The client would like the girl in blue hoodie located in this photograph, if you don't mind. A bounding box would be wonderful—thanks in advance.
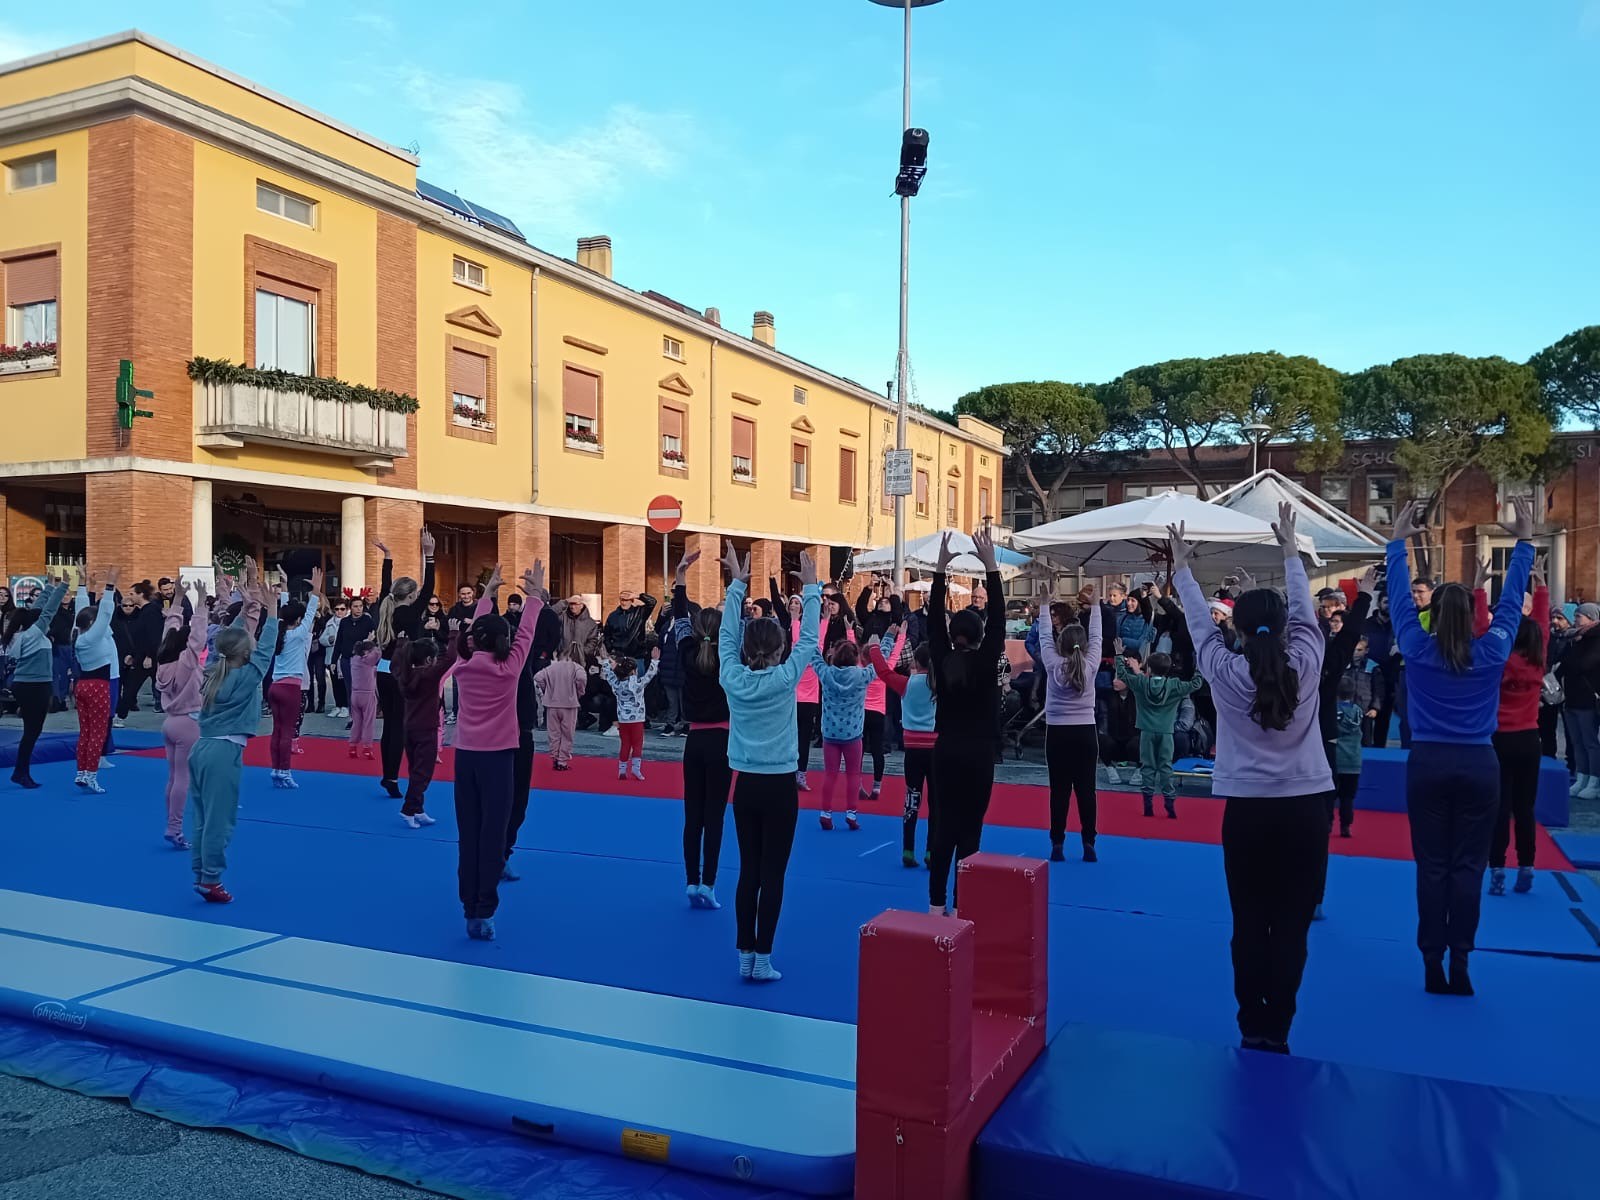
[718,542,821,984]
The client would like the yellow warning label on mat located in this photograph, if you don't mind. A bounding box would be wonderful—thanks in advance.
[621,1129,671,1162]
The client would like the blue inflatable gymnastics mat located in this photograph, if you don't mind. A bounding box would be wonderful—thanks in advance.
[0,889,855,1195]
[976,1023,1600,1200]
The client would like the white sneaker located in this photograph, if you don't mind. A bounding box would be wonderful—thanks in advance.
[414,812,437,827]
[630,760,645,781]
[98,757,116,769]
[400,813,421,829]
[618,763,627,779]
[1570,774,1589,796]
[112,718,127,729]
[1583,776,1600,801]
[603,726,620,737]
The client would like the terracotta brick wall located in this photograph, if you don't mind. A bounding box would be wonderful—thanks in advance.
[375,213,418,489]
[364,498,423,589]
[683,532,722,605]
[4,491,47,577]
[86,471,194,585]
[747,539,783,594]
[602,523,646,601]
[87,118,195,462]
[498,514,550,583]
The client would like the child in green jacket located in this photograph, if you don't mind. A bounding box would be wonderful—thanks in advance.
[1115,644,1204,818]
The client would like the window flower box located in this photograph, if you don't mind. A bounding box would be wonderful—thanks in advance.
[732,463,753,481]
[452,401,494,432]
[660,449,686,470]
[0,342,58,375]
[565,426,602,453]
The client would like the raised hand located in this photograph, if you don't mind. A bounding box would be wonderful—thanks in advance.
[309,565,324,597]
[524,560,546,595]
[675,549,700,586]
[1473,558,1491,591]
[375,539,391,560]
[1113,637,1126,656]
[483,563,504,595]
[798,551,818,588]
[1391,500,1425,543]
[1166,523,1193,573]
[723,540,749,585]
[972,526,999,572]
[1234,566,1259,592]
[1501,495,1535,541]
[935,532,956,573]
[263,580,280,618]
[650,646,661,661]
[1532,568,1546,592]
[1272,501,1299,555]
[1359,565,1378,595]
[420,527,436,559]
[243,557,258,586]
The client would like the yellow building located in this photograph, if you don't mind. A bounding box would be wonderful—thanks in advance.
[0,31,1005,605]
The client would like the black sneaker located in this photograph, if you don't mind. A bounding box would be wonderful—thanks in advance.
[1424,958,1449,995]
[1448,955,1474,997]
[1083,842,1098,864]
[1049,842,1066,863]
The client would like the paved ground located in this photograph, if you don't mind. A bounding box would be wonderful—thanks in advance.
[0,1074,435,1200]
[3,697,1595,1197]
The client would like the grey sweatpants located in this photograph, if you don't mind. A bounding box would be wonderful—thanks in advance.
[187,737,243,884]
[1140,732,1176,799]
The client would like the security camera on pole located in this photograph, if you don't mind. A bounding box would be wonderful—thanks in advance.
[868,0,946,587]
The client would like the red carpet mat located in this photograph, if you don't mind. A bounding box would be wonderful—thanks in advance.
[130,736,1574,870]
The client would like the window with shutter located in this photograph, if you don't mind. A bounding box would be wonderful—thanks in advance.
[839,447,857,503]
[450,347,489,426]
[791,440,810,497]
[3,252,58,352]
[732,416,756,482]
[915,470,930,517]
[660,402,687,471]
[563,365,602,450]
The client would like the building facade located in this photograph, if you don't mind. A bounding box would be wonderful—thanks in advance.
[0,32,1005,603]
[1002,435,1600,603]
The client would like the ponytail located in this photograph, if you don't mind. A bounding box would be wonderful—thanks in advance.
[1233,589,1296,731]
[692,607,721,677]
[375,595,398,647]
[203,626,254,710]
[1053,624,1089,694]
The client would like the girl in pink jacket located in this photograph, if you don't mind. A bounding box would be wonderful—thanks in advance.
[535,644,588,770]
[155,580,209,850]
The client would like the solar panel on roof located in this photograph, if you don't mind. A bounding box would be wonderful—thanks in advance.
[416,180,527,242]
[462,200,525,241]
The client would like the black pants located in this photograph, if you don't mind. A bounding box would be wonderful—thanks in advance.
[683,728,732,886]
[885,690,903,751]
[378,672,406,783]
[1491,729,1540,870]
[1395,669,1413,750]
[1537,704,1559,760]
[402,728,438,815]
[1222,792,1328,1046]
[1045,724,1098,845]
[1099,731,1140,764]
[1328,773,1358,831]
[455,748,513,920]
[577,688,616,732]
[928,737,996,909]
[11,681,52,776]
[334,656,351,710]
[507,729,535,865]
[117,664,151,718]
[305,651,327,712]
[902,745,934,856]
[796,702,820,772]
[1407,741,1499,961]
[863,710,886,784]
[733,771,799,954]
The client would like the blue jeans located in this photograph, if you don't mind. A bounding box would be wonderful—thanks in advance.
[1564,705,1598,778]
[52,644,75,702]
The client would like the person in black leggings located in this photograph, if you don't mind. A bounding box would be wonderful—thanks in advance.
[671,554,734,908]
[373,530,436,799]
[6,579,69,788]
[926,531,1006,915]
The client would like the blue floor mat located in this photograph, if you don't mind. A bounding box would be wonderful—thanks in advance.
[0,727,163,768]
[976,1023,1600,1200]
[1554,832,1600,870]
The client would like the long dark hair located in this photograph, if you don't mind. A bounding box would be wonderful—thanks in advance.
[1429,583,1474,673]
[914,643,936,699]
[459,614,511,662]
[1233,588,1297,732]
[1512,616,1544,669]
[692,607,721,676]
[156,625,188,665]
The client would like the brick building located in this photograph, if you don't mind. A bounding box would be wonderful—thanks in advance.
[1001,433,1600,602]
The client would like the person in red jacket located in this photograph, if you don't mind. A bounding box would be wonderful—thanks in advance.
[1474,568,1549,895]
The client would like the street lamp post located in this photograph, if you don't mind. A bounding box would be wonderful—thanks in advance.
[869,0,944,586]
[1243,422,1271,475]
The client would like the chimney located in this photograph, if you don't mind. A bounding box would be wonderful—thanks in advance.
[576,235,613,279]
[703,307,721,327]
[752,310,775,348]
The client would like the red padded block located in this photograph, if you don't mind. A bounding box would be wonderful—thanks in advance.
[857,1108,972,1200]
[856,910,974,1125]
[957,853,1048,1022]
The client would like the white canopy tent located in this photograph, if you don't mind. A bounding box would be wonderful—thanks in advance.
[851,529,1031,581]
[1210,469,1385,563]
[1011,490,1321,583]
[902,578,969,596]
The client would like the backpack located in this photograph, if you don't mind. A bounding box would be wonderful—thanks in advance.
[1541,671,1564,707]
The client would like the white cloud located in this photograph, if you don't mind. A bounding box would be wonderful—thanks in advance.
[0,24,59,66]
[398,67,695,241]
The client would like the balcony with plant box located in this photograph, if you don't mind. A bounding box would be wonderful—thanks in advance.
[0,341,58,376]
[452,397,495,433]
[564,417,602,454]
[190,357,415,470]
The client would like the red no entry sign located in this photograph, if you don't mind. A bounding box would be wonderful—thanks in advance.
[647,495,683,534]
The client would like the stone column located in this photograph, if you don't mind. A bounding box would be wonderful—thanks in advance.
[1552,527,1569,605]
[602,523,647,603]
[341,496,367,596]
[190,479,213,568]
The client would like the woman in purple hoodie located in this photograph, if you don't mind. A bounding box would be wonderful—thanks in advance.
[1172,503,1332,1056]
[1036,591,1103,863]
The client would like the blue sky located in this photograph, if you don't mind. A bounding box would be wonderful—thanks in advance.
[5,2,1598,407]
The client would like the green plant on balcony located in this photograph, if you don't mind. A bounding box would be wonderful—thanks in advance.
[187,357,420,414]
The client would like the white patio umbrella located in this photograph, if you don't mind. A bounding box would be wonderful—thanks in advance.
[1011,490,1320,582]
[851,529,1030,580]
[902,578,969,596]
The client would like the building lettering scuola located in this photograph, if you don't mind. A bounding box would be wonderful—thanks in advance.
[1001,435,1600,603]
[0,32,1005,601]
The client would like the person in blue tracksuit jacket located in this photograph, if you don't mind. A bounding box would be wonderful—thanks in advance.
[1387,497,1534,999]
